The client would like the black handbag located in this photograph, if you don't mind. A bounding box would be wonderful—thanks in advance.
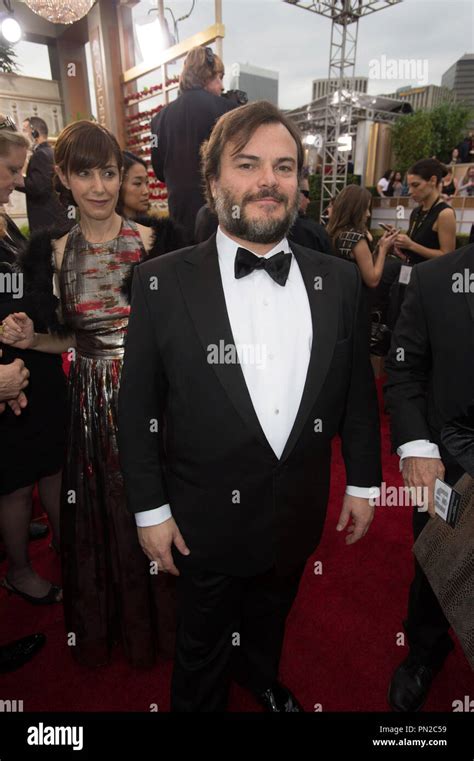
[370,309,391,357]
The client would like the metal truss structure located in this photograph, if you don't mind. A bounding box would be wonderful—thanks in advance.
[283,0,403,213]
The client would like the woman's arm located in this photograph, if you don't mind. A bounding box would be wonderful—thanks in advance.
[395,208,457,259]
[352,231,398,288]
[1,312,75,354]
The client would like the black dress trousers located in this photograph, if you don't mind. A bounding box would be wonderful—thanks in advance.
[170,563,306,712]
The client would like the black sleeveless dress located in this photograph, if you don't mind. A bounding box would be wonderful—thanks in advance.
[404,200,452,266]
[0,216,67,495]
[388,200,453,328]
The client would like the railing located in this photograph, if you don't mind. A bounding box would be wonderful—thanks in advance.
[371,196,474,235]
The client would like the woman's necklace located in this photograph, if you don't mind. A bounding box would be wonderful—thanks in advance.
[409,195,441,238]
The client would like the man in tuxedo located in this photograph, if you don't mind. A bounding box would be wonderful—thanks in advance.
[287,176,333,254]
[118,101,381,712]
[384,244,474,711]
[18,117,71,233]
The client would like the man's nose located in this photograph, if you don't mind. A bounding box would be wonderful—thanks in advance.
[256,164,277,188]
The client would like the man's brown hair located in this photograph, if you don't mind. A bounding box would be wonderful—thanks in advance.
[200,100,304,212]
[179,46,224,92]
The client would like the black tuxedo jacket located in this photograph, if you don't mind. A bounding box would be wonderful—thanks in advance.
[118,236,382,576]
[17,143,71,234]
[384,245,474,473]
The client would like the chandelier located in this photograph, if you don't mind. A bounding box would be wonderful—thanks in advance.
[24,1,95,25]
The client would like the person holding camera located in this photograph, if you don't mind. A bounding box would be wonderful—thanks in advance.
[151,46,237,244]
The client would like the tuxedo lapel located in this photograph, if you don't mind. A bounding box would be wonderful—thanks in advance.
[176,235,276,458]
[280,245,339,462]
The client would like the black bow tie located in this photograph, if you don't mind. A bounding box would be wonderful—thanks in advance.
[234,247,292,286]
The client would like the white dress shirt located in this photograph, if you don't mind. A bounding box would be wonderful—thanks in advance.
[135,226,379,527]
[397,440,441,470]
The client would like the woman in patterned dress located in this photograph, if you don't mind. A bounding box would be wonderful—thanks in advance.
[1,121,176,668]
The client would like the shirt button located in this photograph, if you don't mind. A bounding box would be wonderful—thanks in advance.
[263,299,269,306]
[268,353,274,360]
[274,408,279,415]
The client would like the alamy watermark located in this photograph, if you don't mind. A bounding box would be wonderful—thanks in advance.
[369,482,429,509]
[368,55,428,86]
[207,340,267,369]
[0,271,23,298]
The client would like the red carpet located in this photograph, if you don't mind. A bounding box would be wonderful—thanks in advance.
[1,377,472,712]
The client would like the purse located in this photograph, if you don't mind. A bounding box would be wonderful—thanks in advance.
[370,309,391,357]
[414,472,474,670]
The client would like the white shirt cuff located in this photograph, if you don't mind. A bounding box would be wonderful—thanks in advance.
[397,440,441,470]
[345,485,380,500]
[135,504,172,527]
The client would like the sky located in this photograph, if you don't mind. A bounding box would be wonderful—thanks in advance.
[13,0,474,110]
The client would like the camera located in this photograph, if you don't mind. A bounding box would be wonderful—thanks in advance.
[222,89,248,106]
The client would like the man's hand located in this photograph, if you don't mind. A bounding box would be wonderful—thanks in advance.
[137,517,190,576]
[0,358,29,400]
[402,456,445,518]
[336,494,375,544]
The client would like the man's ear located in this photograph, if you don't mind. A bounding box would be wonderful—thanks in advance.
[210,177,217,200]
[55,165,69,189]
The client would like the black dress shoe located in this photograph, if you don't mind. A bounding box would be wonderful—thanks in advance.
[388,654,437,712]
[29,521,49,541]
[257,683,303,712]
[0,633,46,673]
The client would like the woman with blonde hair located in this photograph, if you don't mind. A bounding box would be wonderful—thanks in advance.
[151,45,237,244]
[2,120,176,667]
[0,115,66,604]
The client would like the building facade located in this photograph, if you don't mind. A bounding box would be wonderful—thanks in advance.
[380,84,456,111]
[311,76,367,101]
[228,63,279,106]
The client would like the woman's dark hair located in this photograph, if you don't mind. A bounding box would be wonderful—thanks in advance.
[200,100,304,212]
[387,170,403,195]
[408,158,446,183]
[54,120,123,207]
[116,151,148,215]
[382,169,393,181]
[326,185,372,244]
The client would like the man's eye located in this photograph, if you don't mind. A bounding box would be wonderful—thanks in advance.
[278,166,292,173]
[78,171,89,177]
[104,171,116,178]
[239,164,254,170]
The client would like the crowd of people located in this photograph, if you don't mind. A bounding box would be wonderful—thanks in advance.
[0,44,472,713]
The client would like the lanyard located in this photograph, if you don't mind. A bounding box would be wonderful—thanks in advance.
[408,196,441,239]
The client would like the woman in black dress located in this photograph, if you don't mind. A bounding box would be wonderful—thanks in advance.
[116,151,184,257]
[388,159,457,328]
[0,117,66,604]
[395,159,457,265]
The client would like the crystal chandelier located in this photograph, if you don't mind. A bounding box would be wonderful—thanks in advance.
[24,1,95,25]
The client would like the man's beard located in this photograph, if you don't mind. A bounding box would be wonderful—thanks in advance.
[214,185,299,244]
